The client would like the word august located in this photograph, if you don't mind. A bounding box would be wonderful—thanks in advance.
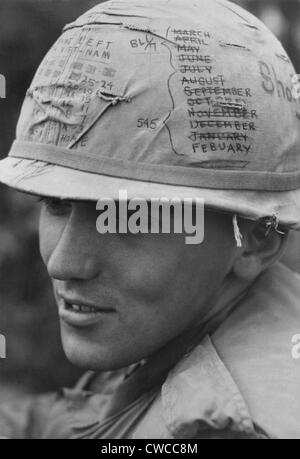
[0,74,5,99]
[0,334,6,359]
[96,191,205,245]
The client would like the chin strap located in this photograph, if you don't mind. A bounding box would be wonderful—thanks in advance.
[233,214,243,248]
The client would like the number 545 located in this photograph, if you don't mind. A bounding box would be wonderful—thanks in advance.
[137,118,159,130]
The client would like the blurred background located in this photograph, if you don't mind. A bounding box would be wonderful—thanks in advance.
[0,0,299,397]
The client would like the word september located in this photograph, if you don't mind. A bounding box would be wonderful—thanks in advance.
[96,191,205,245]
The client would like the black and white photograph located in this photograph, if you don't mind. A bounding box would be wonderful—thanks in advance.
[0,0,300,441]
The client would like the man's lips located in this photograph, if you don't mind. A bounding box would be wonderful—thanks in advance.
[57,294,116,327]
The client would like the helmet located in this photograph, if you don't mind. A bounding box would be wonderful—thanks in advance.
[1,0,300,229]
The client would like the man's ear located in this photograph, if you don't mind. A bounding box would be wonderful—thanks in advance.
[232,221,289,281]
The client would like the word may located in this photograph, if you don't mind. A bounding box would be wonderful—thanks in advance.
[96,191,205,245]
[292,334,300,360]
[0,334,6,359]
[0,74,6,98]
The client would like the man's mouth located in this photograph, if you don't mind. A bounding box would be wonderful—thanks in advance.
[58,296,116,327]
[66,303,100,314]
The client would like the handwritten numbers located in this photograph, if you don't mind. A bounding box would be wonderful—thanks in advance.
[137,118,159,130]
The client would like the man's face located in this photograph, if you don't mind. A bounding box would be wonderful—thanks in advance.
[39,199,235,371]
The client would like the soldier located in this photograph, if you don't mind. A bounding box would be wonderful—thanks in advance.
[0,0,300,439]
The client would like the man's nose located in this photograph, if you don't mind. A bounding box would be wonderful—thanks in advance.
[46,207,103,281]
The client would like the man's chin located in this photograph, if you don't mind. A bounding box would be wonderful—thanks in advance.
[60,327,137,372]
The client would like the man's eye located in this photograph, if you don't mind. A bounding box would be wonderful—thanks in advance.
[38,197,72,215]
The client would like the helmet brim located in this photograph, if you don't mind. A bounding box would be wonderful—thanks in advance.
[1,157,300,230]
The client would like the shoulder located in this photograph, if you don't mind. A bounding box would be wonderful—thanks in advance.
[0,373,95,439]
[152,264,300,439]
[212,263,300,439]
[0,392,57,439]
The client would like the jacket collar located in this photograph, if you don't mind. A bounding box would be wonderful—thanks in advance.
[161,335,255,438]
